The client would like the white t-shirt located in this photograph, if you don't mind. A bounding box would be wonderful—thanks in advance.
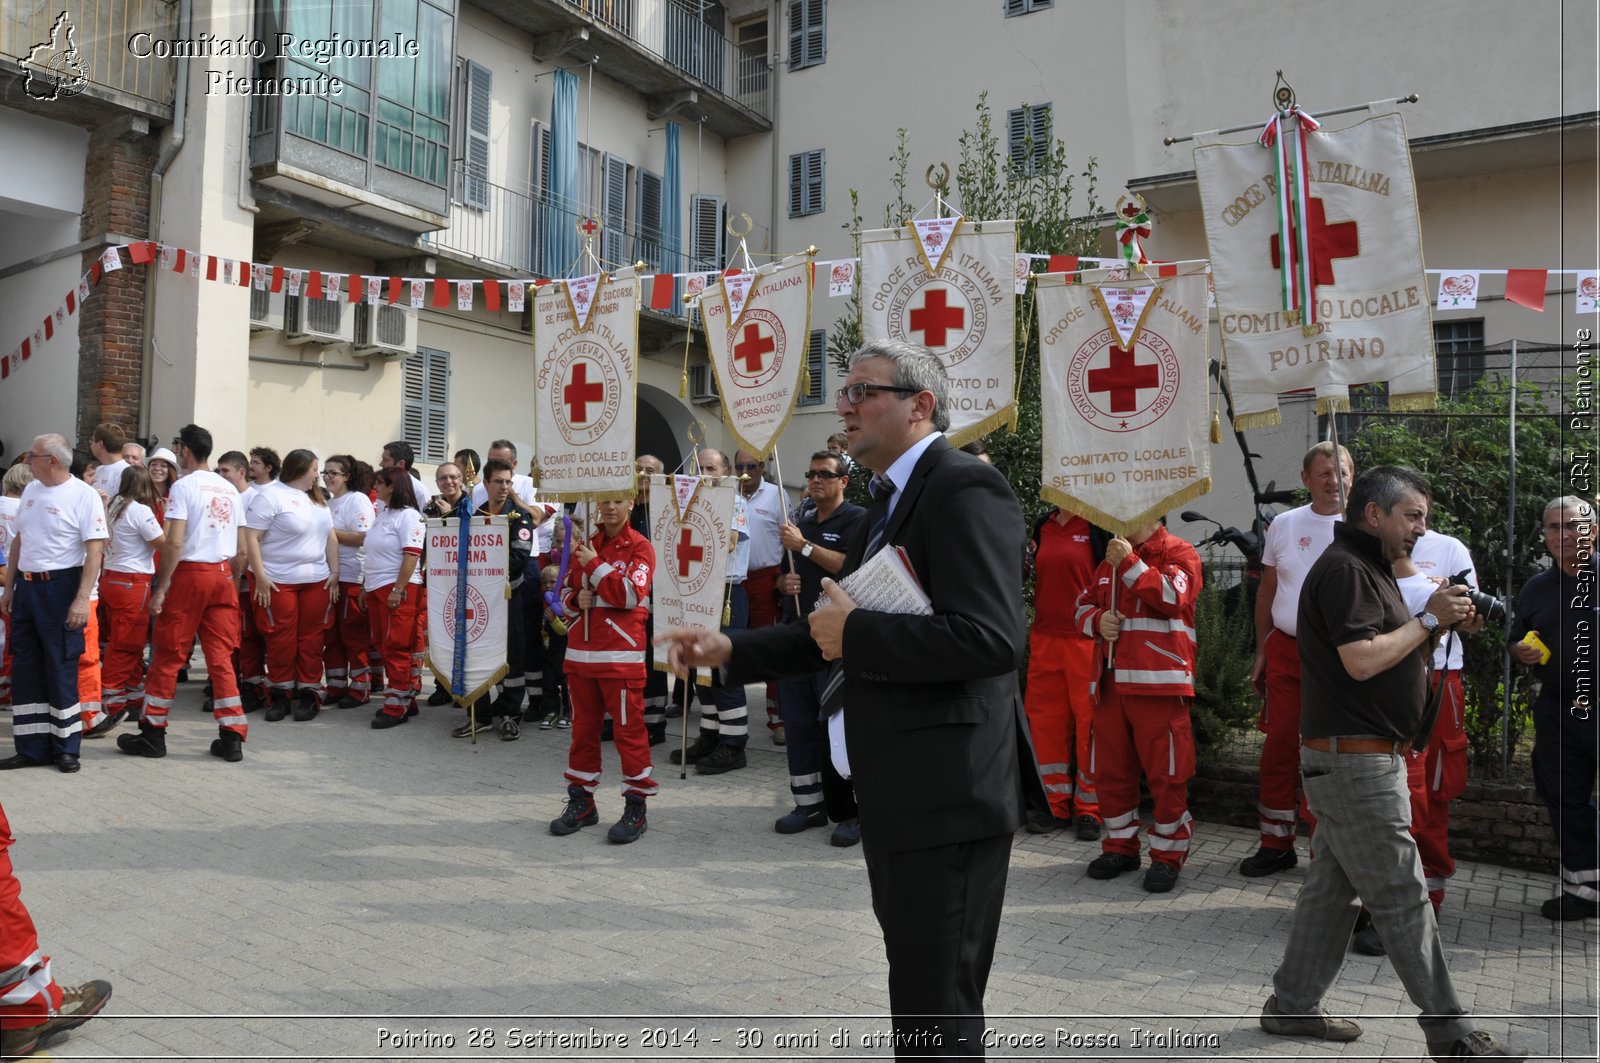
[0,497,19,564]
[1405,530,1477,670]
[1262,503,1342,637]
[407,469,435,504]
[93,459,129,498]
[364,505,425,590]
[329,490,375,585]
[165,469,241,563]
[13,477,109,571]
[471,477,553,553]
[106,500,163,575]
[245,481,332,584]
[742,479,788,570]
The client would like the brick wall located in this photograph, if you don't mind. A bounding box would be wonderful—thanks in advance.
[77,127,155,444]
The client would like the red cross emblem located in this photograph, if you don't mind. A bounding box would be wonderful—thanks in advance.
[909,288,964,348]
[1087,344,1161,414]
[732,323,776,374]
[1269,196,1360,291]
[676,527,705,579]
[580,217,600,237]
[563,362,605,425]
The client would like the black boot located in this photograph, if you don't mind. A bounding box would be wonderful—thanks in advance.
[291,690,319,722]
[264,690,292,722]
[209,729,244,762]
[116,722,167,758]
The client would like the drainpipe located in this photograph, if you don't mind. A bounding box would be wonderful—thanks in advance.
[137,0,190,440]
[767,0,779,256]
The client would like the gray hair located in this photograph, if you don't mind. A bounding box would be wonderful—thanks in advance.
[1345,465,1430,521]
[3,464,33,495]
[1544,495,1593,520]
[33,434,72,466]
[849,339,951,433]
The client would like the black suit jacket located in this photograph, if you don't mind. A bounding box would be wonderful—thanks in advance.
[730,436,1044,852]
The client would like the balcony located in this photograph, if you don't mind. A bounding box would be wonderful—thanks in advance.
[0,0,176,121]
[463,0,771,138]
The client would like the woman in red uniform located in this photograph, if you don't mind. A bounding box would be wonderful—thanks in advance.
[548,496,656,843]
[365,470,425,728]
[322,456,375,708]
[90,465,166,737]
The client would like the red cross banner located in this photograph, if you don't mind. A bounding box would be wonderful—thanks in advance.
[1035,269,1213,535]
[860,218,1017,444]
[1195,110,1436,428]
[698,251,814,460]
[532,268,641,500]
[424,516,511,707]
[648,474,734,678]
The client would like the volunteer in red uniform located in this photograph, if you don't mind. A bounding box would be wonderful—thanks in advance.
[1240,442,1354,877]
[118,423,247,763]
[549,495,657,844]
[88,465,165,738]
[1023,508,1104,840]
[242,449,339,723]
[366,469,426,728]
[322,456,375,708]
[1075,518,1203,893]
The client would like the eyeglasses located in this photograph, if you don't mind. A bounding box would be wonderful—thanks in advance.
[837,383,918,406]
[23,451,54,462]
[733,463,761,472]
[322,471,344,478]
[804,469,843,480]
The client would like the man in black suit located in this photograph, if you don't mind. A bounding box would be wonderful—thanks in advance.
[660,340,1041,1058]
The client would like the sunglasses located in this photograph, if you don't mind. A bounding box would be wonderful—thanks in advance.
[733,463,761,472]
[804,470,843,480]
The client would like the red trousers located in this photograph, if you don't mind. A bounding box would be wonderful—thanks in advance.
[323,583,371,702]
[145,562,245,737]
[367,584,423,718]
[565,672,658,799]
[1409,670,1468,907]
[0,803,63,1031]
[252,581,331,699]
[744,565,782,727]
[1092,680,1196,869]
[1023,629,1099,820]
[1256,629,1314,849]
[100,572,153,717]
[236,579,267,700]
[73,607,103,731]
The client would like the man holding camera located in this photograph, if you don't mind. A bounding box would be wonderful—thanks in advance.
[1261,467,1522,1062]
[1510,495,1598,922]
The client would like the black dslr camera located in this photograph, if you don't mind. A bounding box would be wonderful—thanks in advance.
[1449,570,1506,624]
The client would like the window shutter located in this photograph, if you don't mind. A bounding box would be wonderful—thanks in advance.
[464,61,492,210]
[402,352,427,455]
[805,0,825,66]
[690,193,725,271]
[1030,104,1051,163]
[787,0,803,69]
[1007,106,1027,170]
[799,327,825,405]
[424,347,450,463]
[806,149,824,214]
[530,121,552,275]
[788,152,803,217]
[638,169,663,271]
[601,153,629,266]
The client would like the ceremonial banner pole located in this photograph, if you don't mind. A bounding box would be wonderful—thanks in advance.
[424,514,510,746]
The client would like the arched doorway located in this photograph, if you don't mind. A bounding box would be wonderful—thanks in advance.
[637,383,706,474]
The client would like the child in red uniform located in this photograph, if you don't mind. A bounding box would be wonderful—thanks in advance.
[549,497,657,843]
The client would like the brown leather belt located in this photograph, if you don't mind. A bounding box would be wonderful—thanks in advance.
[1303,736,1411,755]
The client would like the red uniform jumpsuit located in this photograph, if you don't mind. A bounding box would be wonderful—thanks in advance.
[1074,526,1202,870]
[0,803,64,1032]
[1024,513,1100,823]
[561,524,658,800]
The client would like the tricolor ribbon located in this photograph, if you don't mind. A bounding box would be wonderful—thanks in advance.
[1258,106,1322,326]
[1115,209,1151,265]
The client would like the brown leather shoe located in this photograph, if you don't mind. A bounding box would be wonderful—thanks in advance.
[0,979,112,1058]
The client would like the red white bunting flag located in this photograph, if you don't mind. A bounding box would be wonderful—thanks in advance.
[286,269,303,297]
[409,280,425,309]
[532,268,640,499]
[860,217,1018,444]
[1436,271,1479,310]
[324,273,342,301]
[455,280,473,311]
[701,251,814,460]
[508,281,525,313]
[1035,269,1213,535]
[827,260,855,298]
[365,276,382,304]
[649,473,734,660]
[1578,271,1599,315]
[100,247,122,273]
[1195,109,1436,428]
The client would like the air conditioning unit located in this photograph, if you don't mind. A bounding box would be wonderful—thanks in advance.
[353,303,417,358]
[284,293,354,346]
[248,287,286,331]
[688,363,720,403]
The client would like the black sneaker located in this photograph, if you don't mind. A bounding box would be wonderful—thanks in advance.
[292,691,319,722]
[669,732,719,766]
[1143,861,1180,893]
[426,685,453,707]
[550,785,599,836]
[775,805,828,834]
[116,725,167,758]
[694,744,747,775]
[336,694,367,709]
[830,817,862,847]
[370,710,409,729]
[1425,1031,1525,1061]
[1541,893,1599,921]
[451,716,494,739]
[498,715,521,742]
[264,691,292,722]
[1086,851,1141,879]
[83,706,129,739]
[537,712,557,731]
[210,730,244,762]
[606,796,648,843]
[1024,809,1072,834]
[1075,814,1102,841]
[1239,845,1298,877]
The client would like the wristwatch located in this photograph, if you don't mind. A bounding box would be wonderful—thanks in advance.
[1416,611,1439,635]
[800,542,814,559]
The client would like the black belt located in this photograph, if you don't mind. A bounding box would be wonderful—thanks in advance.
[20,567,81,583]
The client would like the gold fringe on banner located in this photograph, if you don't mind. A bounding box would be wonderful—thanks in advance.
[1389,391,1439,412]
[1315,394,1352,416]
[1232,409,1282,431]
[653,659,713,687]
[1210,409,1223,444]
[945,402,1018,449]
[1039,477,1213,540]
[424,660,508,711]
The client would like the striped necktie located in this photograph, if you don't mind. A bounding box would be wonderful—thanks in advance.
[820,474,896,717]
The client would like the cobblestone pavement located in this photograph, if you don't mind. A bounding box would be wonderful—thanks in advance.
[4,677,1596,1062]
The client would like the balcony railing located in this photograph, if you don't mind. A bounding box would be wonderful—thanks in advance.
[0,0,175,108]
[566,0,769,120]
